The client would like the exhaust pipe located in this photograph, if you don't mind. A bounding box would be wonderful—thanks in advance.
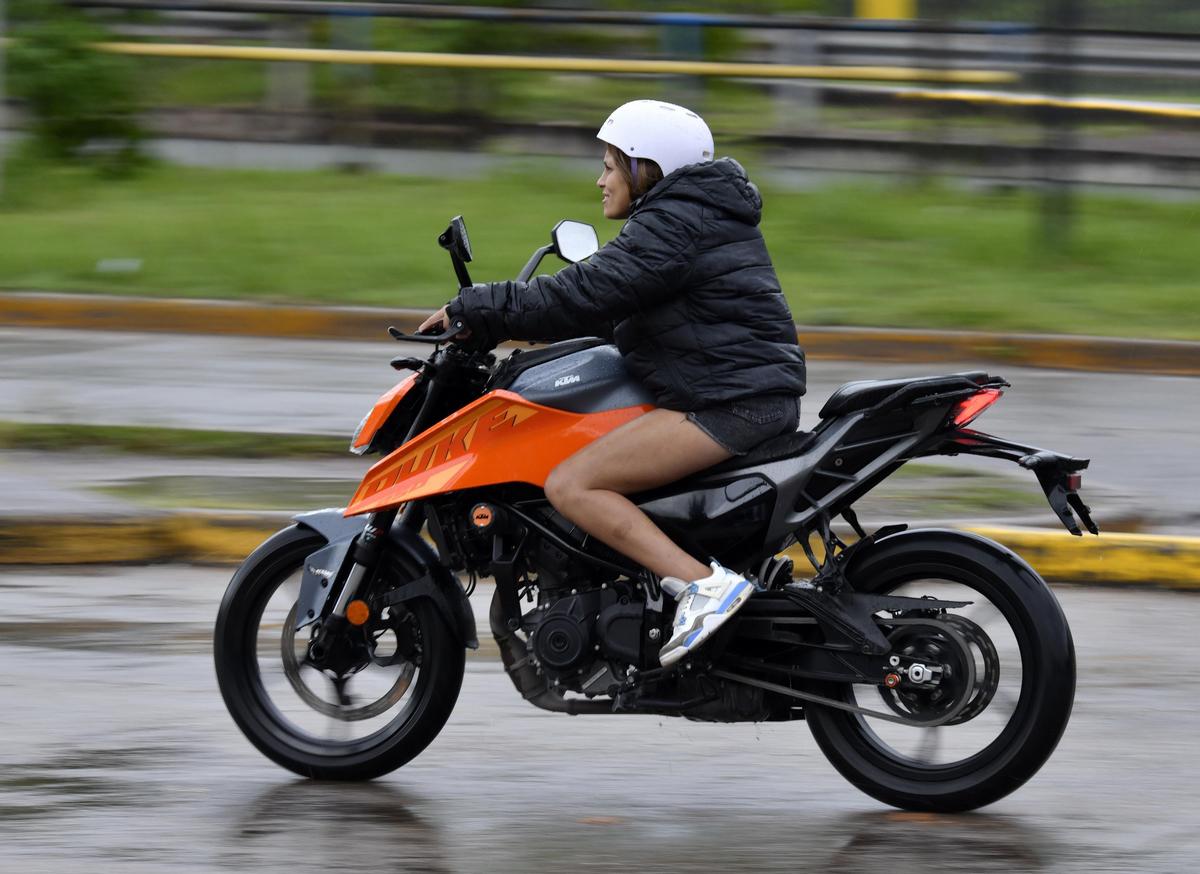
[489,588,614,715]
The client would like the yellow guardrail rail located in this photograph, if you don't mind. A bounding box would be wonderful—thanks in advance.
[898,88,1200,120]
[93,41,1016,85]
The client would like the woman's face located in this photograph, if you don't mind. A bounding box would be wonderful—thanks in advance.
[597,148,632,220]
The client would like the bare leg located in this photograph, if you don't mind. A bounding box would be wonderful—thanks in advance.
[543,409,731,581]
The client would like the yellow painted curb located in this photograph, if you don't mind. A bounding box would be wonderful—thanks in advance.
[0,293,401,342]
[0,519,176,565]
[0,515,281,566]
[777,526,1200,590]
[5,293,1200,376]
[164,515,286,565]
[966,526,1200,590]
[4,515,1199,589]
[799,326,1200,377]
[782,528,1200,590]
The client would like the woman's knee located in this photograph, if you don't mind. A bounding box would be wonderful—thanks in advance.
[544,463,584,512]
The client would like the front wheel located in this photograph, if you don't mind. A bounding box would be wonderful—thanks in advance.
[806,530,1075,812]
[214,526,465,780]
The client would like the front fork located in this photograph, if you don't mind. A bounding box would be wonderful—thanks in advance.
[307,508,401,672]
[329,508,399,616]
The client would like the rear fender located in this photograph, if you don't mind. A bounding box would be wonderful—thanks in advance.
[293,509,478,649]
[934,429,1099,536]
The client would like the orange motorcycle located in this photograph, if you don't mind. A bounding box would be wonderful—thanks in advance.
[215,217,1097,811]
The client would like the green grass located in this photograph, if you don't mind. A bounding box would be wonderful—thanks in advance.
[0,421,346,458]
[2,157,1198,339]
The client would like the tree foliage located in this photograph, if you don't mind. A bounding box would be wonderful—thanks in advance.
[8,2,144,169]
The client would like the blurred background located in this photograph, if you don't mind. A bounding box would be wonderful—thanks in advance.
[3,5,1200,872]
[1,0,1197,337]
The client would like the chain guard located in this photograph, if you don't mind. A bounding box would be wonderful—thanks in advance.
[711,618,977,727]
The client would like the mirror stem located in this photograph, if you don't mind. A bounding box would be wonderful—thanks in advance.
[516,244,556,284]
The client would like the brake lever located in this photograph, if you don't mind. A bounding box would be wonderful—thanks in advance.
[387,318,467,344]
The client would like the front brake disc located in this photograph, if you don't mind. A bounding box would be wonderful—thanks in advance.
[280,604,415,721]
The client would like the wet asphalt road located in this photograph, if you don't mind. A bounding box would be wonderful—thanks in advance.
[2,565,1198,873]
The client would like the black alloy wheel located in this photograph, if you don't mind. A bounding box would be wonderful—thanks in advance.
[805,531,1075,812]
[214,526,465,780]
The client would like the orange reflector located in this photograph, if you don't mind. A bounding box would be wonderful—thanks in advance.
[346,599,370,626]
[950,388,1003,428]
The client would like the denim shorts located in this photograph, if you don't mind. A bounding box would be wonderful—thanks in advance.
[686,393,801,456]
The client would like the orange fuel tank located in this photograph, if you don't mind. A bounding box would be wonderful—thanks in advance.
[345,389,651,516]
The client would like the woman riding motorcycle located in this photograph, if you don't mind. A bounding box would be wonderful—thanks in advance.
[420,99,806,666]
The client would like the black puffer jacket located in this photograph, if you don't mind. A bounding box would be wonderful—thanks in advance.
[447,158,806,411]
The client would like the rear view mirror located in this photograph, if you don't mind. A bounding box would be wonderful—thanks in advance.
[438,216,473,263]
[552,220,599,264]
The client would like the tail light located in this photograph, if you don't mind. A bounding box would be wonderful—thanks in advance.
[949,388,1004,428]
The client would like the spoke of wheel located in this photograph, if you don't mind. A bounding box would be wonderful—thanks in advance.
[960,599,1002,630]
[914,727,942,764]
[988,688,1019,721]
[327,676,353,740]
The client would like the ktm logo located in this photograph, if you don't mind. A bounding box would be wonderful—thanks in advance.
[472,505,494,527]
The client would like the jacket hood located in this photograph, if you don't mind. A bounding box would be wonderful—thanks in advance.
[631,157,763,225]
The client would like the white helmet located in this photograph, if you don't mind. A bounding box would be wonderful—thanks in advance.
[597,100,714,178]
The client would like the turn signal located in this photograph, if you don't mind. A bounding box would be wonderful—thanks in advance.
[949,388,1003,428]
[346,599,371,626]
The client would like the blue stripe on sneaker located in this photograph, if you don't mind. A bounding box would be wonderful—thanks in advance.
[684,627,703,647]
[715,580,752,614]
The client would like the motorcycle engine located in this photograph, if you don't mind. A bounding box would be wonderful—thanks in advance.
[525,583,646,696]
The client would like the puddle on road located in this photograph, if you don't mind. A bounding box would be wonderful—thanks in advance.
[0,620,210,654]
[0,746,168,823]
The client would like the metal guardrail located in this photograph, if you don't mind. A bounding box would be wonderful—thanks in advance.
[897,88,1200,120]
[89,41,1200,122]
[93,41,1017,84]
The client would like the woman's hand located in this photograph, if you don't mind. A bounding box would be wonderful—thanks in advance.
[417,305,472,339]
[418,306,450,334]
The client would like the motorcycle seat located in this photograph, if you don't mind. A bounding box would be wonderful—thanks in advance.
[819,371,991,419]
[706,428,816,475]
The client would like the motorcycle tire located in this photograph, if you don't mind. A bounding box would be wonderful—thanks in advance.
[214,525,465,780]
[805,529,1075,813]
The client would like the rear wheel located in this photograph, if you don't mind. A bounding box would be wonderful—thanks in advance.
[214,526,465,780]
[805,531,1075,812]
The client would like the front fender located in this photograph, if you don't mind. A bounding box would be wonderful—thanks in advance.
[292,509,478,650]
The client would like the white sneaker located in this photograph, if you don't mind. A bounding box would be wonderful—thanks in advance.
[659,562,756,667]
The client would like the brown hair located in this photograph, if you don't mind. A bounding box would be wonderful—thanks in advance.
[606,146,663,199]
